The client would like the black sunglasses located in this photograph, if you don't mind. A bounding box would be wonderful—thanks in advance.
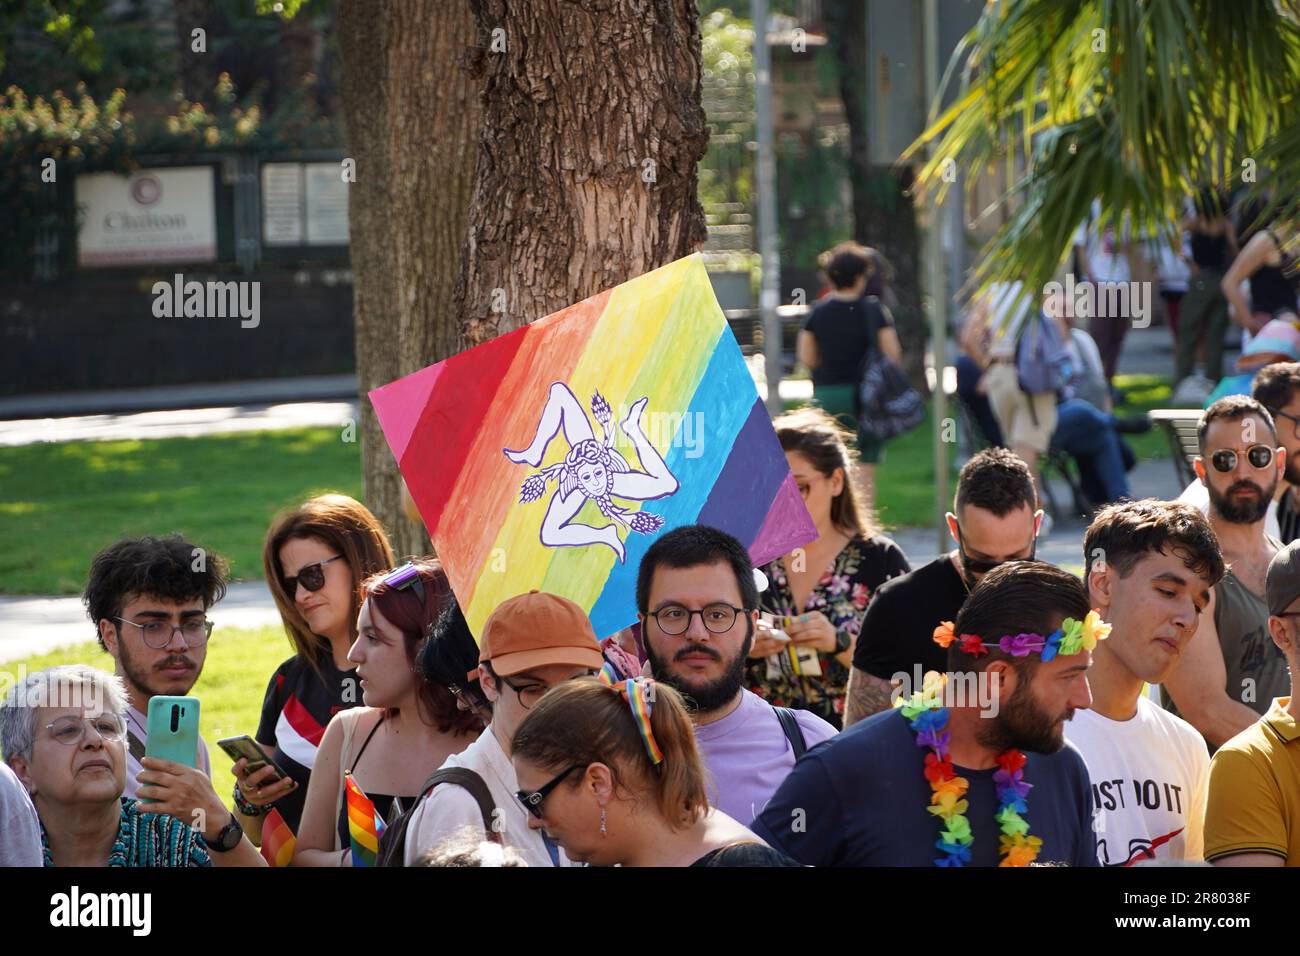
[1208,445,1274,473]
[516,763,584,819]
[954,522,1037,576]
[282,554,344,595]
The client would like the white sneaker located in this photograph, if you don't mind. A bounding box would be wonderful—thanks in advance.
[1171,374,1215,407]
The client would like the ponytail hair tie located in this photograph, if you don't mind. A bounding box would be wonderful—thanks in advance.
[613,677,664,766]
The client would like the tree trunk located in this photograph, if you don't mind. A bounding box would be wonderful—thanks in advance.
[457,0,709,345]
[824,1,925,389]
[338,0,480,560]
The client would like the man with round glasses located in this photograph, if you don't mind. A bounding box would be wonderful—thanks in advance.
[637,525,836,824]
[1164,395,1292,749]
[82,535,229,797]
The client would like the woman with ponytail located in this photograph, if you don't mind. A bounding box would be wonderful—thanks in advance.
[510,677,798,867]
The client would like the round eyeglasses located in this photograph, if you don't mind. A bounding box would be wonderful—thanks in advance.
[114,617,213,649]
[1208,445,1274,473]
[45,714,127,747]
[646,603,748,636]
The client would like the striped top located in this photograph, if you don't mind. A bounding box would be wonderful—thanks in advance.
[41,797,211,867]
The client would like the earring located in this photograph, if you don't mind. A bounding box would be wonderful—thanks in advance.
[599,806,607,837]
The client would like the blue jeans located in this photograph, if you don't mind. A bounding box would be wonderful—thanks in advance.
[1051,398,1131,504]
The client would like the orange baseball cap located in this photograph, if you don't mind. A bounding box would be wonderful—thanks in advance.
[471,590,604,679]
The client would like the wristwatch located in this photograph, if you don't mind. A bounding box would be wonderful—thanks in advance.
[208,813,245,853]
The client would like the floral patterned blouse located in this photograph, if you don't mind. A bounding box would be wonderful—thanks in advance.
[747,535,910,728]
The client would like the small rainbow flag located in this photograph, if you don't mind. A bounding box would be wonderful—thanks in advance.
[258,807,296,868]
[370,253,817,639]
[344,773,386,868]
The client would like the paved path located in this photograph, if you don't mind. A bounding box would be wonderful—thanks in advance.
[0,581,284,664]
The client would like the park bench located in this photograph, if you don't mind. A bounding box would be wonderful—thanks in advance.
[1147,408,1203,489]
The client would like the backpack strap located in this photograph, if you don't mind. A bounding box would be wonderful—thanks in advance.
[421,767,501,843]
[773,706,807,760]
[126,726,147,765]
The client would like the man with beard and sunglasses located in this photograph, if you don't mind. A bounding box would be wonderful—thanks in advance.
[1163,395,1293,749]
[82,535,228,796]
[844,448,1043,726]
[637,526,837,824]
[753,561,1099,867]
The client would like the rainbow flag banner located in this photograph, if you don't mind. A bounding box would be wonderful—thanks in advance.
[344,773,385,867]
[369,253,817,639]
[258,807,296,868]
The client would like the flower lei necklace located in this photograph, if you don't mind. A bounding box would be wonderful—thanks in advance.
[895,611,1111,867]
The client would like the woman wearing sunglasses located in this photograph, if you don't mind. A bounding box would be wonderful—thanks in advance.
[231,495,395,848]
[511,677,798,867]
[293,560,481,866]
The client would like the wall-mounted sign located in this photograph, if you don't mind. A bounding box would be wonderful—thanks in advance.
[76,167,217,267]
[261,162,349,246]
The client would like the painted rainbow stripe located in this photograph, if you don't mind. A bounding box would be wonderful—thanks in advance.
[370,253,816,639]
[344,773,385,867]
[258,807,296,868]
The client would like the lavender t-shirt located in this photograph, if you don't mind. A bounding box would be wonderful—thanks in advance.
[694,689,837,825]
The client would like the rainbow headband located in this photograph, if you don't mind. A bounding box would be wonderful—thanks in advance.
[597,671,664,766]
[932,610,1111,661]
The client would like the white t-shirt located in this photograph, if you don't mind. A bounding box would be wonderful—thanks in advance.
[1066,696,1210,865]
[402,725,573,867]
[1074,201,1131,285]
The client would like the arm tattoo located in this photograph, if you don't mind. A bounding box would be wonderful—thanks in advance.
[844,667,895,727]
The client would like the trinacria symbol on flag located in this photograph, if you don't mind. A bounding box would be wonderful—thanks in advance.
[506,384,678,563]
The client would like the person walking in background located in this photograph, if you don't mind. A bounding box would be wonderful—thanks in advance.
[1073,199,1136,385]
[1224,203,1299,333]
[746,407,910,728]
[233,494,395,849]
[1174,187,1237,390]
[798,242,903,506]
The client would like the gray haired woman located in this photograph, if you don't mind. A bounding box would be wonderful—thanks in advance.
[0,665,263,867]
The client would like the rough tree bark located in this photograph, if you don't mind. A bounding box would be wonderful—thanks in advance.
[338,0,480,560]
[456,0,709,345]
[824,1,925,388]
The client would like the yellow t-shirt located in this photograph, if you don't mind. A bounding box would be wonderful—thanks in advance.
[1204,697,1300,864]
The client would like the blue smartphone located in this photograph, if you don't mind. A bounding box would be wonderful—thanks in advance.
[142,696,201,801]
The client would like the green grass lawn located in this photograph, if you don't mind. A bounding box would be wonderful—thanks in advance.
[0,625,289,812]
[0,373,1172,595]
[0,427,362,594]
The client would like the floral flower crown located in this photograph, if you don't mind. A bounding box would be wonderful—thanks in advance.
[931,610,1111,662]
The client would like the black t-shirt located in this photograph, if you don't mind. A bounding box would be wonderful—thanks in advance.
[852,554,969,682]
[802,296,891,386]
[256,654,359,833]
[690,843,802,867]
